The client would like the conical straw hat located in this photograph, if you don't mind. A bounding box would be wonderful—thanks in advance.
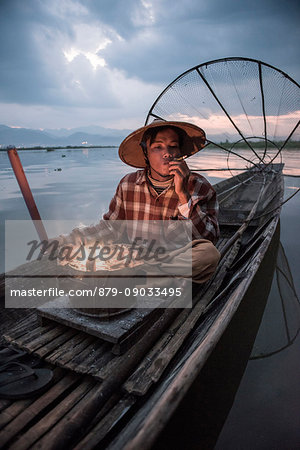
[119,120,206,168]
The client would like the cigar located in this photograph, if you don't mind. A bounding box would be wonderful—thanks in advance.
[171,155,188,162]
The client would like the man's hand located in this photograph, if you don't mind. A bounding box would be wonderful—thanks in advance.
[168,160,191,204]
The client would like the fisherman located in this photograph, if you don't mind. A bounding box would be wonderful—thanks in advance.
[59,120,220,284]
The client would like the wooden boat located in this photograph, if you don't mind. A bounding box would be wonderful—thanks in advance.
[0,162,284,449]
[1,56,298,448]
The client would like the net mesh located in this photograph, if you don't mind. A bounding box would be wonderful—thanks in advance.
[146,58,300,174]
[250,242,300,359]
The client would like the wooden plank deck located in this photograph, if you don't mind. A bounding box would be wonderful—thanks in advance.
[0,236,236,448]
[37,302,163,352]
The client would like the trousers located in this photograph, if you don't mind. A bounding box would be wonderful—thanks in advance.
[142,239,221,284]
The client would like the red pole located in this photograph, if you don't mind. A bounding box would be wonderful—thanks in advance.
[7,146,49,242]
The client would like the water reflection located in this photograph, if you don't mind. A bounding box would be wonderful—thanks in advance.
[154,222,280,450]
[250,241,300,360]
[155,231,299,450]
[189,147,300,178]
[215,233,300,450]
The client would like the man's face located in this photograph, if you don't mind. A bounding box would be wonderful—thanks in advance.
[146,128,181,180]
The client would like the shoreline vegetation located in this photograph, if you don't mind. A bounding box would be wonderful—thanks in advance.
[0,145,119,151]
[209,140,300,149]
[0,141,299,151]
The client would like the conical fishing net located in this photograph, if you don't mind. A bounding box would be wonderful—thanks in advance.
[146,58,300,175]
[250,242,300,359]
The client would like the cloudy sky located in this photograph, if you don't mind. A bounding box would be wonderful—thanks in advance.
[0,0,299,131]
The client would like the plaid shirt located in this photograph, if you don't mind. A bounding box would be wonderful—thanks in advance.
[80,169,219,245]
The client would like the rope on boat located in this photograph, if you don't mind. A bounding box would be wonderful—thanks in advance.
[250,186,300,222]
[218,167,298,259]
[217,173,259,205]
[219,171,268,259]
[215,164,299,259]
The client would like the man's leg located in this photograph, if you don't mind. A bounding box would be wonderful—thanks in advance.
[191,239,220,283]
[144,239,220,284]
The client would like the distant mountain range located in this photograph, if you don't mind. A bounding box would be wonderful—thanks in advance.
[0,124,292,149]
[0,124,133,148]
[0,123,237,148]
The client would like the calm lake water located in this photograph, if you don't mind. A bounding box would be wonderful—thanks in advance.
[0,147,299,448]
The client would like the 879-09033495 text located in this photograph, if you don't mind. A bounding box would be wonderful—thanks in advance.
[9,286,183,299]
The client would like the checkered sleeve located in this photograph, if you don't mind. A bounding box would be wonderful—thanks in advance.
[187,174,220,244]
[103,178,126,220]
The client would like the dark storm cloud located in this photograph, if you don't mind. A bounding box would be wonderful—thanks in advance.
[0,0,298,128]
[0,0,123,109]
[99,0,300,84]
[86,0,146,39]
[0,0,75,104]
